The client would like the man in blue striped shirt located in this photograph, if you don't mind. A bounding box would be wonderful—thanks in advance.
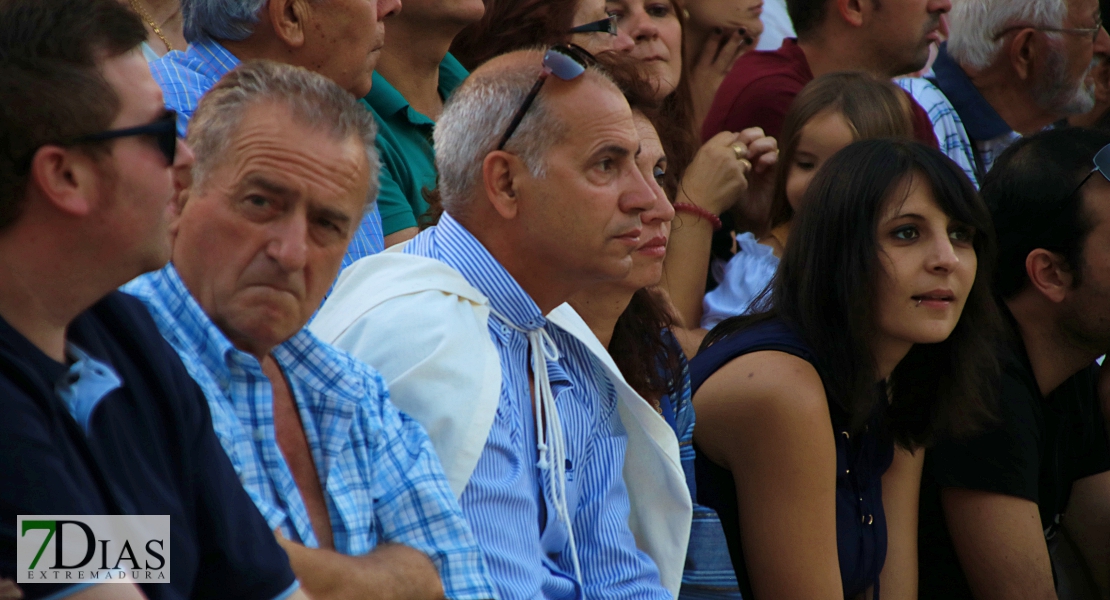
[149,0,403,267]
[124,61,496,600]
[313,49,692,599]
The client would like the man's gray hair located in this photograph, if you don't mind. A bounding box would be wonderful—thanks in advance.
[182,0,266,43]
[188,60,380,212]
[948,0,1067,70]
[435,56,615,216]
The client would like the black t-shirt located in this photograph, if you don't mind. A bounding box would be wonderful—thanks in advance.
[0,292,297,599]
[918,311,1110,599]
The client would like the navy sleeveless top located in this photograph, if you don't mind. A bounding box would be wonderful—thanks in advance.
[690,318,894,600]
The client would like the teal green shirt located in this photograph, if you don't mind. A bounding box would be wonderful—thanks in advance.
[362,53,468,236]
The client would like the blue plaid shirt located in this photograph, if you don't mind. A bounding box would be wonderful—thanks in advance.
[404,214,669,600]
[122,265,497,600]
[149,39,386,265]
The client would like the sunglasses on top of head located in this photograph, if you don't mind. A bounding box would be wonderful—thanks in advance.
[1037,143,1110,240]
[496,44,596,151]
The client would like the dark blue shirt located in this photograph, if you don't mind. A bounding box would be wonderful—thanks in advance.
[0,291,298,599]
[690,318,893,600]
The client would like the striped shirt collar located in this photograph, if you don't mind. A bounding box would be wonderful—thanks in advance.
[130,263,363,404]
[180,37,240,80]
[414,212,547,332]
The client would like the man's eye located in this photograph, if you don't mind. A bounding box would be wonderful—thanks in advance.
[246,195,271,208]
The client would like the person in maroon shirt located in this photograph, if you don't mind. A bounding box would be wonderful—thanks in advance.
[702,0,951,144]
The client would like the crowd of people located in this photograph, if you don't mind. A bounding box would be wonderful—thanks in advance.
[1,0,1109,598]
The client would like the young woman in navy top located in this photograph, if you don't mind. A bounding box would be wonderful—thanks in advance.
[691,140,1002,600]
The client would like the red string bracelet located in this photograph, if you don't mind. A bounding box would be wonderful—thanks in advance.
[673,202,723,231]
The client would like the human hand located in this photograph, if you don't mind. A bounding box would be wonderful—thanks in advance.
[689,28,754,130]
[679,130,753,217]
[731,127,778,233]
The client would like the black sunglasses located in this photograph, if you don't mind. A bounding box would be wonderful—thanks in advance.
[72,110,179,166]
[496,44,595,151]
[569,15,618,36]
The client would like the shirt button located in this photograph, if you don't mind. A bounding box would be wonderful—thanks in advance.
[862,514,873,525]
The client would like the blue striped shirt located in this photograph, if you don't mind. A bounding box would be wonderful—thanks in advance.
[664,338,743,600]
[148,39,386,265]
[404,213,669,600]
[897,77,981,188]
[122,265,497,600]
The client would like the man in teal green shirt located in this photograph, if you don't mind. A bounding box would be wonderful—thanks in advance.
[363,0,484,248]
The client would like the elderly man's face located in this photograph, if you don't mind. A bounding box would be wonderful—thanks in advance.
[171,102,370,358]
[512,76,655,287]
[303,0,400,98]
[1032,0,1110,115]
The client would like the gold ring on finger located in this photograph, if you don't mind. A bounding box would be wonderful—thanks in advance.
[739,158,752,172]
[731,144,746,160]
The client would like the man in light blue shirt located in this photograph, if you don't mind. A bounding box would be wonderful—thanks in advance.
[150,0,403,265]
[125,60,495,600]
[312,48,691,599]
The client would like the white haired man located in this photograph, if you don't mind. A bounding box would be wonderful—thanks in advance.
[151,0,402,267]
[311,47,693,599]
[899,0,1110,187]
[123,60,496,600]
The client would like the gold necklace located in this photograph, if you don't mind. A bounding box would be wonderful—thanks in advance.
[127,0,175,53]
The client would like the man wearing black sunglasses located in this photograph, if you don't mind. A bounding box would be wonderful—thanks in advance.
[0,1,314,599]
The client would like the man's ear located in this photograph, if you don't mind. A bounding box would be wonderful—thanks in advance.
[1026,248,1075,303]
[1008,29,1039,81]
[27,146,97,217]
[481,151,524,220]
[268,0,308,49]
[835,0,866,28]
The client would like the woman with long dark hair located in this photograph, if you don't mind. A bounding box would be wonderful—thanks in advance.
[692,140,1002,600]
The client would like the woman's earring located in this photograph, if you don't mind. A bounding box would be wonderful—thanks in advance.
[682,8,690,19]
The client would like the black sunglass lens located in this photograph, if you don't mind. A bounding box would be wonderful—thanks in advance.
[159,113,178,165]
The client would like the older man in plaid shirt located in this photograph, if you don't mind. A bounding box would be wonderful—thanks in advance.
[123,60,495,600]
